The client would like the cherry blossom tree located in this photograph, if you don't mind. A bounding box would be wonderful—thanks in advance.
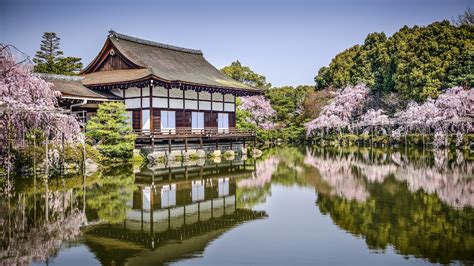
[238,95,276,130]
[0,44,81,166]
[305,84,370,136]
[393,87,473,147]
[360,109,390,134]
[306,84,472,148]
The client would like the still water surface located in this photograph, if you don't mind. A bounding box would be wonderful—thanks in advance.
[1,146,473,265]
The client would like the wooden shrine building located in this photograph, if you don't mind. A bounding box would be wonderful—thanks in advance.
[46,31,262,146]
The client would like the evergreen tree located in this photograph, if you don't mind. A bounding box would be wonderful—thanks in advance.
[221,60,271,89]
[33,32,83,75]
[86,102,136,160]
[315,66,331,90]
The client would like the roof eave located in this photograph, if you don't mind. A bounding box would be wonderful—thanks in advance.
[84,74,263,95]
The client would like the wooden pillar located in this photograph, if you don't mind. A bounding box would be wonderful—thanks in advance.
[185,138,188,152]
[168,208,171,230]
[167,84,170,109]
[149,188,154,248]
[210,92,213,131]
[140,85,143,130]
[211,199,213,218]
[182,88,186,131]
[150,82,153,132]
[168,139,172,153]
[183,205,186,225]
[216,139,219,150]
[197,90,200,110]
[199,138,203,149]
[198,202,201,222]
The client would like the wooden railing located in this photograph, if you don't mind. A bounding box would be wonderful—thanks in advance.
[133,127,256,139]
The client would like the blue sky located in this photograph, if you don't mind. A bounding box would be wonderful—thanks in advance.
[1,0,471,87]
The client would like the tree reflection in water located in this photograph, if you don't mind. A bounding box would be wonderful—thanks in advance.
[305,147,474,264]
[235,146,473,264]
[0,159,137,265]
[0,173,86,265]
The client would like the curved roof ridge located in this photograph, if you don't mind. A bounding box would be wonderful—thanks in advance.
[108,30,203,55]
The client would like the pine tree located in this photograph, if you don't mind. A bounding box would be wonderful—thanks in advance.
[86,102,136,160]
[33,32,83,75]
[221,60,271,89]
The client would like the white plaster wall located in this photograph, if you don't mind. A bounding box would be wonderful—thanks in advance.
[153,97,168,108]
[185,100,198,109]
[142,87,150,97]
[199,101,211,110]
[125,98,141,109]
[169,88,183,98]
[213,92,223,101]
[125,87,141,98]
[199,91,211,100]
[169,99,183,109]
[153,86,168,97]
[212,102,224,111]
[224,94,234,102]
[224,103,235,112]
[184,90,198,99]
[142,98,150,108]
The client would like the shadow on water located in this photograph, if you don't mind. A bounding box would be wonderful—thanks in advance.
[0,146,473,265]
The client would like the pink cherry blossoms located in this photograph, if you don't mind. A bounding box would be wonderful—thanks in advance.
[0,45,81,159]
[360,109,390,134]
[392,87,473,147]
[238,95,276,130]
[305,84,370,136]
[305,83,473,148]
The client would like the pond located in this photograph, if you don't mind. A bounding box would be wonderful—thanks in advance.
[1,146,473,265]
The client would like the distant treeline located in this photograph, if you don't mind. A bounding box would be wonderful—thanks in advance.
[314,20,473,101]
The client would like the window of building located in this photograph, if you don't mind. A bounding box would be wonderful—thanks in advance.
[161,110,176,132]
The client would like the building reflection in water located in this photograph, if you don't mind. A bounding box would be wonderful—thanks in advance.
[83,158,267,265]
[0,157,267,265]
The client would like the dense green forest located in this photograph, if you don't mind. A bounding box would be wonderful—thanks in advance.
[314,20,473,101]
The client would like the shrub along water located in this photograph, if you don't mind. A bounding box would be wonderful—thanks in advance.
[86,102,136,162]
